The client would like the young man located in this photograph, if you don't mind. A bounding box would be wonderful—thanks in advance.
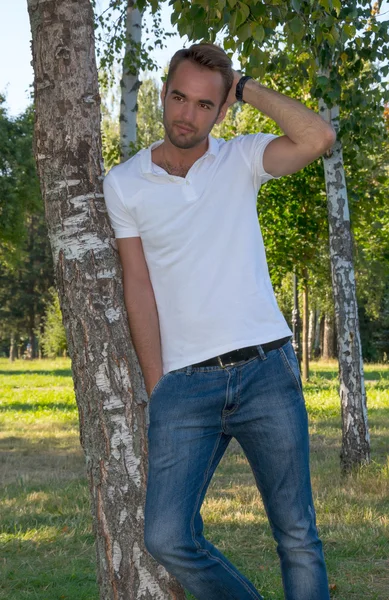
[103,43,335,600]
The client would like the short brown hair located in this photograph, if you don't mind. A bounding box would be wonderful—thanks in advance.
[165,43,233,107]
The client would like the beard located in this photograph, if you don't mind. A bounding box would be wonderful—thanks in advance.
[163,109,218,150]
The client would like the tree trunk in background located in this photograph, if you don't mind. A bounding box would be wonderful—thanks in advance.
[322,313,335,360]
[120,0,142,161]
[27,1,185,598]
[308,308,315,360]
[28,314,36,359]
[9,333,16,362]
[313,311,322,358]
[319,99,370,472]
[302,274,309,382]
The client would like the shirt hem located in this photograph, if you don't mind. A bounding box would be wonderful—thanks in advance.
[163,328,293,374]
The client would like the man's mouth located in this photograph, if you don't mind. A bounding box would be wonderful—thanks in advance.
[174,123,195,134]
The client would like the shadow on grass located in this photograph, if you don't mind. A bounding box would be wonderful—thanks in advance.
[0,369,72,378]
[308,369,389,383]
[309,370,339,381]
[307,406,389,421]
[0,402,76,413]
[0,433,85,486]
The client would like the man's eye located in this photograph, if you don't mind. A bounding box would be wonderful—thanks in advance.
[200,103,210,109]
[173,96,183,101]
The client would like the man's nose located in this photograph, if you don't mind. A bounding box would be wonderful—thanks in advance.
[181,102,196,122]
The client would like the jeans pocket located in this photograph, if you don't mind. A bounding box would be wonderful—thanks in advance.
[148,372,171,402]
[279,342,303,394]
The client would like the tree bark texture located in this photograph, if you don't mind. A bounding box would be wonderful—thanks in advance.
[9,332,16,362]
[322,313,335,360]
[120,0,142,161]
[27,1,185,598]
[313,311,322,359]
[302,275,309,382]
[319,100,370,471]
[308,308,315,360]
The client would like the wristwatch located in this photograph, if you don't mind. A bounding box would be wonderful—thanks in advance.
[235,75,252,103]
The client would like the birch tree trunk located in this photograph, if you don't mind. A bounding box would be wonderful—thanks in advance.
[120,0,142,161]
[319,100,370,472]
[27,1,185,598]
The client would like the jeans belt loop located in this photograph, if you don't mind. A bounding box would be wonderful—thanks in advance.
[256,344,267,361]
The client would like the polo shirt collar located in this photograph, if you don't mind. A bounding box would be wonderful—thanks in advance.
[140,134,219,175]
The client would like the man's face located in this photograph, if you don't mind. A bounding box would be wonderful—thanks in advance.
[162,60,228,150]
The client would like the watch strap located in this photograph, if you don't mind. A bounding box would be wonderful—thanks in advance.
[235,75,252,103]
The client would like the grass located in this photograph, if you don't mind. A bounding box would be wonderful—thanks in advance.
[0,357,388,599]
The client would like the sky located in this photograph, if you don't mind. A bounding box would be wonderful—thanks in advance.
[1,0,389,119]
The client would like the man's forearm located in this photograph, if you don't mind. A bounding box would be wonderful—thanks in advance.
[243,78,334,149]
[123,281,163,396]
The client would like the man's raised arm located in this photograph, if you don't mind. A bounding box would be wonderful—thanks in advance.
[227,71,336,178]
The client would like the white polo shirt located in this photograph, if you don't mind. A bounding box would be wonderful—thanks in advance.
[103,133,292,374]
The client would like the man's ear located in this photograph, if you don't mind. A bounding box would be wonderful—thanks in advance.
[216,102,228,125]
[161,82,167,104]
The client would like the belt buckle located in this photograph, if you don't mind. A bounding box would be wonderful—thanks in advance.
[217,355,237,369]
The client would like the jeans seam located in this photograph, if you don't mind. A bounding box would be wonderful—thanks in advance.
[222,368,242,417]
[196,547,262,600]
[190,432,222,550]
[148,371,170,402]
[189,434,261,600]
[279,347,303,394]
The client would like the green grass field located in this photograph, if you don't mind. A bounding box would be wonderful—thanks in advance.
[0,358,388,599]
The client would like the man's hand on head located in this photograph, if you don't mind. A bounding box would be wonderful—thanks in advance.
[226,70,243,107]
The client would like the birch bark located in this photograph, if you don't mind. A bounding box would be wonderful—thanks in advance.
[319,100,370,471]
[27,0,185,597]
[120,0,142,161]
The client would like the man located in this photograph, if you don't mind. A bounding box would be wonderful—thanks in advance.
[103,43,335,600]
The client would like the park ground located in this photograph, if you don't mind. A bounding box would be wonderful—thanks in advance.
[0,358,388,599]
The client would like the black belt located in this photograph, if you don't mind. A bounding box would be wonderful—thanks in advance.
[191,336,291,369]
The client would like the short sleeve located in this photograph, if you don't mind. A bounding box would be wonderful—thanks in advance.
[235,133,281,191]
[103,170,140,238]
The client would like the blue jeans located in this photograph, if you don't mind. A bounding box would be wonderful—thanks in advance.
[144,340,329,600]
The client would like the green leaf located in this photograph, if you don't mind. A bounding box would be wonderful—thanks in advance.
[230,10,238,32]
[343,24,356,39]
[317,75,329,87]
[319,0,331,13]
[289,16,304,35]
[237,22,251,43]
[292,0,301,11]
[251,2,266,17]
[252,23,265,44]
[238,2,250,23]
[332,0,341,16]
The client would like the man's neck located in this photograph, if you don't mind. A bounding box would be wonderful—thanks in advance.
[152,136,209,178]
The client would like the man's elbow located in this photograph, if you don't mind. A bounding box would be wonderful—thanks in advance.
[321,126,336,152]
